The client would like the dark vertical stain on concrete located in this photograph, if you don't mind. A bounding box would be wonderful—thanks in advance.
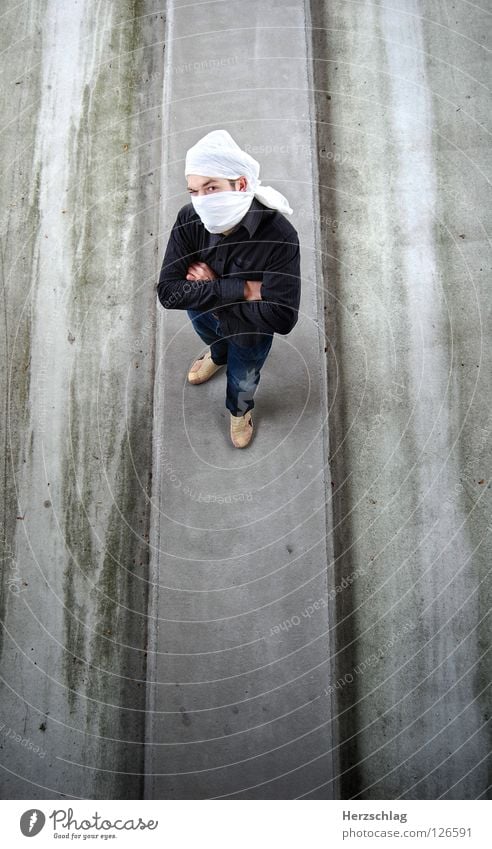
[61,379,95,715]
[308,1,362,798]
[86,390,151,800]
[61,0,153,796]
[0,55,42,658]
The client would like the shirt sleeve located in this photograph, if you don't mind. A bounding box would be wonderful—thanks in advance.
[221,237,301,336]
[156,208,246,310]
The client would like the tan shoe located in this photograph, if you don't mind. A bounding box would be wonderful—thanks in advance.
[230,410,254,448]
[188,350,224,384]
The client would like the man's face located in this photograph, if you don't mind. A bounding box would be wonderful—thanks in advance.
[186,175,247,196]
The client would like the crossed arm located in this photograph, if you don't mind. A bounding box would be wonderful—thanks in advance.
[157,211,301,335]
[185,260,262,301]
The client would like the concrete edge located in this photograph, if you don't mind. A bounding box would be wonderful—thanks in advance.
[143,0,177,801]
[302,0,341,798]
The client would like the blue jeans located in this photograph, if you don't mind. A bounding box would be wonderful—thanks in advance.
[186,309,274,416]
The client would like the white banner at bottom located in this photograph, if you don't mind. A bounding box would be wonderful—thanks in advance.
[2,799,490,848]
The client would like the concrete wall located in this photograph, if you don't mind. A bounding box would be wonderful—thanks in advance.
[311,0,491,798]
[0,0,490,800]
[0,0,163,798]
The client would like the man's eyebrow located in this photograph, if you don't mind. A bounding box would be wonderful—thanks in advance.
[187,179,217,191]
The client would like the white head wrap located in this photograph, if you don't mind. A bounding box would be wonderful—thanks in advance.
[184,129,293,215]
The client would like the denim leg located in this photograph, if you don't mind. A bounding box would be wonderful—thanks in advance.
[225,334,274,416]
[187,309,228,365]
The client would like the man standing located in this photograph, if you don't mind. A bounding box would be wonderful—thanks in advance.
[157,129,301,448]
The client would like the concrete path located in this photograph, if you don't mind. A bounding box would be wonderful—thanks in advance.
[144,0,338,799]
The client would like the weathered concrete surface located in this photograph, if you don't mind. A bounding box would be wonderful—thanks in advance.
[310,0,491,798]
[0,1,163,798]
[144,0,338,799]
[1,0,490,802]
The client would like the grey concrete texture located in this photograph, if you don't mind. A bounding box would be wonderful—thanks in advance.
[0,0,164,798]
[0,0,490,801]
[145,0,338,800]
[310,0,492,799]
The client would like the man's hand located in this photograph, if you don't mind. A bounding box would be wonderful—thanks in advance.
[244,280,262,301]
[186,261,218,281]
[185,263,261,301]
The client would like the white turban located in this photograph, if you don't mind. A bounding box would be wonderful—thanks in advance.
[184,129,293,215]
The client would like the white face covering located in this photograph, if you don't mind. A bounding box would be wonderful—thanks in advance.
[185,130,293,233]
[190,188,254,234]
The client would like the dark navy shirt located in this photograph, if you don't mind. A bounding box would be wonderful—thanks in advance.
[157,197,301,347]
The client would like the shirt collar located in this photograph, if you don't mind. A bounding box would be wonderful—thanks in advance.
[235,197,266,238]
[211,197,266,241]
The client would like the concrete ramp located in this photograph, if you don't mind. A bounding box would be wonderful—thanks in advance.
[144,0,338,799]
